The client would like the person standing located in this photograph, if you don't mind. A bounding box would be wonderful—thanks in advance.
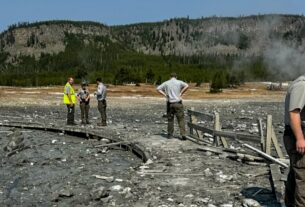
[95,78,107,126]
[157,73,189,140]
[284,74,305,207]
[77,81,90,125]
[63,77,76,125]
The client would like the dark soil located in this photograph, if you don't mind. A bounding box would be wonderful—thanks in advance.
[0,99,285,206]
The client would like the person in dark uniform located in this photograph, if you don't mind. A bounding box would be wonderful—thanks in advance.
[77,81,90,125]
[284,74,305,207]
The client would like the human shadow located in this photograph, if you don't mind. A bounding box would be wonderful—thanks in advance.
[241,187,280,207]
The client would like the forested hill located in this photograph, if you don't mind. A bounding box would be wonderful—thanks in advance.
[0,14,305,86]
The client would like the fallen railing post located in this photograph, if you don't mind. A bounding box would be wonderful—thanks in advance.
[243,143,288,168]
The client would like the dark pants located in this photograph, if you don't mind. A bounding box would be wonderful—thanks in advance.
[80,102,90,123]
[98,100,107,125]
[66,104,75,124]
[168,102,186,136]
[166,101,170,116]
[284,126,305,207]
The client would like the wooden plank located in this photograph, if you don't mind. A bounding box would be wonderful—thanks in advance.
[243,144,288,168]
[266,115,273,155]
[187,109,214,121]
[186,135,208,145]
[186,135,213,145]
[214,131,260,143]
[195,129,201,140]
[197,145,264,161]
[189,107,195,135]
[137,172,206,176]
[187,122,214,134]
[271,126,284,159]
[191,107,200,142]
[187,122,261,143]
[270,164,286,206]
[258,118,265,152]
[197,145,225,154]
[95,141,131,148]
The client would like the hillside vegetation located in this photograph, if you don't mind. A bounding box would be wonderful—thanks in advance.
[0,14,304,86]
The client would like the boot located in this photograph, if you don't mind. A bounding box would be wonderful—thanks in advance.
[98,122,107,126]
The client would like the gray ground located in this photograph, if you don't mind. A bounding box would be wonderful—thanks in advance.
[0,99,285,207]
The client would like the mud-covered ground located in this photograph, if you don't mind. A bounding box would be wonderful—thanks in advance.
[0,127,142,207]
[0,98,286,207]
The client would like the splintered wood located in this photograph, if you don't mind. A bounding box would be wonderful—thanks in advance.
[270,164,286,206]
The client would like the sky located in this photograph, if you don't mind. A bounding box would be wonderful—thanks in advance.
[0,0,305,32]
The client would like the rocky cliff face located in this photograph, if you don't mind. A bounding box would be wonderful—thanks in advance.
[0,22,111,61]
[1,14,305,62]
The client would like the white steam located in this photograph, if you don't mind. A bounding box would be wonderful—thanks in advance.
[264,41,305,80]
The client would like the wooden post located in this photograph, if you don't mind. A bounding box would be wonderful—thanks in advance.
[214,113,228,148]
[189,107,195,136]
[271,126,284,159]
[270,164,286,206]
[266,115,273,155]
[214,112,220,146]
[192,109,199,142]
[258,118,265,152]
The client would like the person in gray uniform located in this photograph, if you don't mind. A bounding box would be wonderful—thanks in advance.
[157,73,189,140]
[284,74,305,207]
[77,81,90,125]
[95,78,107,126]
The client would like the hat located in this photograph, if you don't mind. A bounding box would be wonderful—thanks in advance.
[81,81,88,86]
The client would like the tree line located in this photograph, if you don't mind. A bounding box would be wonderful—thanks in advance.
[0,33,277,92]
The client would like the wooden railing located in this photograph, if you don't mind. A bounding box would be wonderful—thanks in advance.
[187,108,284,159]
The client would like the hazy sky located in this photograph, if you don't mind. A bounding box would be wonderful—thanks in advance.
[1,0,304,32]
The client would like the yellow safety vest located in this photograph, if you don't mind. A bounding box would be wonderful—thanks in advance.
[63,82,76,104]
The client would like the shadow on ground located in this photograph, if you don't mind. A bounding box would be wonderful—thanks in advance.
[241,187,280,207]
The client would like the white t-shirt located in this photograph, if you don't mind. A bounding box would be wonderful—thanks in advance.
[157,78,188,103]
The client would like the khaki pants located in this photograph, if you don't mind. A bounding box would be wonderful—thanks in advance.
[98,100,107,125]
[284,127,305,207]
[66,104,75,124]
[168,102,186,136]
[80,102,90,123]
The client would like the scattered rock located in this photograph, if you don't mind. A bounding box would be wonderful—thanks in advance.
[167,198,174,202]
[242,198,261,207]
[145,159,153,165]
[92,175,115,182]
[4,129,25,152]
[194,197,210,204]
[204,168,213,177]
[110,185,123,192]
[90,186,109,200]
[58,188,74,197]
[220,204,233,207]
[215,171,234,183]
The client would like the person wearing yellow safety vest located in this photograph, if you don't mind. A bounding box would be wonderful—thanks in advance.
[63,77,76,125]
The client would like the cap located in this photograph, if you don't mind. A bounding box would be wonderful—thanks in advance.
[81,81,88,86]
